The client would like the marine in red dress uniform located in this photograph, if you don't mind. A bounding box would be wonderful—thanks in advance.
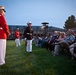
[0,6,10,65]
[15,30,20,39]
[15,28,21,47]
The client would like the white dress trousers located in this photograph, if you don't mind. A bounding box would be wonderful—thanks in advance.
[15,38,21,47]
[26,40,32,52]
[0,39,6,65]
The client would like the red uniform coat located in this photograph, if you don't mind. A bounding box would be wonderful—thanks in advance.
[15,31,20,39]
[0,15,10,39]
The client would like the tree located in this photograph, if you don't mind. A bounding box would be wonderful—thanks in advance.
[64,15,76,29]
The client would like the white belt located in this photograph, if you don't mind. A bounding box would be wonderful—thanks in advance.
[27,33,30,34]
[0,27,3,30]
[27,33,32,35]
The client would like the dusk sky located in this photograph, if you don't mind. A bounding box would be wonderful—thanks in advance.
[0,0,76,28]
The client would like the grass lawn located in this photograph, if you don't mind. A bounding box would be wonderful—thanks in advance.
[0,40,76,75]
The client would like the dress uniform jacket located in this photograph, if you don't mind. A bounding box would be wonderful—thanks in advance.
[24,27,33,40]
[0,15,10,39]
[15,31,20,39]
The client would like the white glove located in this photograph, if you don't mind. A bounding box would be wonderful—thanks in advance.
[24,38,27,41]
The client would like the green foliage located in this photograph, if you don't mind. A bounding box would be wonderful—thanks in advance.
[64,15,76,29]
[0,40,76,75]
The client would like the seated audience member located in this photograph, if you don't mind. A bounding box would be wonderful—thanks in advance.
[40,34,51,48]
[56,32,66,42]
[47,31,60,51]
[37,34,43,47]
[45,34,52,49]
[53,29,75,56]
[33,34,39,46]
[69,30,76,59]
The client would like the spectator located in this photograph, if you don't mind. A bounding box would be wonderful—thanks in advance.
[69,30,76,59]
[46,31,60,51]
[53,29,75,56]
